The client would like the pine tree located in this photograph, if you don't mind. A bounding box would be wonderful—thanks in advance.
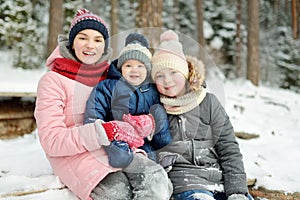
[0,0,45,69]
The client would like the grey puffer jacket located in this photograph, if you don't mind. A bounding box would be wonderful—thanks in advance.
[158,57,248,197]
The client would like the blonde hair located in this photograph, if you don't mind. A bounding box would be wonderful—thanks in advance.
[186,55,205,92]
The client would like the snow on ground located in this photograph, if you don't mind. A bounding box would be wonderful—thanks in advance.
[0,51,47,94]
[225,79,300,193]
[1,50,300,199]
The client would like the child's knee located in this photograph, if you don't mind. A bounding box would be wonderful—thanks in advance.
[91,172,131,200]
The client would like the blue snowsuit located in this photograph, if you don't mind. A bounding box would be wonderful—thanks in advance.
[84,59,172,161]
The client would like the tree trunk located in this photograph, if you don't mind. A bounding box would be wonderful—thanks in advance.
[47,0,64,57]
[110,0,119,36]
[285,0,289,14]
[274,0,280,25]
[136,0,163,48]
[298,0,300,38]
[247,0,260,86]
[195,0,206,47]
[291,0,298,39]
[236,0,242,77]
[110,0,119,57]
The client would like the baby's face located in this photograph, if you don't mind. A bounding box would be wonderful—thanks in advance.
[121,60,148,86]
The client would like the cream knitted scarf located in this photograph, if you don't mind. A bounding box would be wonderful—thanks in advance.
[161,87,207,115]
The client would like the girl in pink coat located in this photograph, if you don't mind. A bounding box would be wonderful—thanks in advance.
[34,8,171,200]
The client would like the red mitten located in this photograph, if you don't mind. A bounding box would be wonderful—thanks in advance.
[122,114,155,138]
[102,121,144,148]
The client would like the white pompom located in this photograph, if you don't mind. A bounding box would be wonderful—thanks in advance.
[160,30,179,42]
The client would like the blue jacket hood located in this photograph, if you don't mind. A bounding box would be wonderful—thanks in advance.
[107,59,122,80]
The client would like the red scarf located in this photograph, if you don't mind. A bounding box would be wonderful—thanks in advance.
[52,58,109,86]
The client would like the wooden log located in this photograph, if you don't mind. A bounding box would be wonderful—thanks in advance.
[0,186,66,198]
[0,91,36,97]
[249,187,300,200]
[0,99,36,139]
[0,110,33,120]
[0,118,36,139]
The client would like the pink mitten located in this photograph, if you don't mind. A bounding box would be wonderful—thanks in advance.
[122,114,155,138]
[102,121,144,148]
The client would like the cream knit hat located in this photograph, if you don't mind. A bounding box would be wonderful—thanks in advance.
[151,30,188,80]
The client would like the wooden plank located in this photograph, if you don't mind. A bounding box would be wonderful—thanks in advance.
[0,186,66,198]
[0,91,36,97]
[0,99,35,120]
[0,118,36,139]
[0,110,34,120]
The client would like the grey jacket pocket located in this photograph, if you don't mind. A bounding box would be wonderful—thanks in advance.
[158,152,179,168]
[208,167,223,182]
[193,140,219,167]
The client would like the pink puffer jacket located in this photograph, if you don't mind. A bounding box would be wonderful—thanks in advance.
[34,47,118,200]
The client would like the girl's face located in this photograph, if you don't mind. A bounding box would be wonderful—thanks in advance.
[73,29,105,65]
[121,59,148,86]
[154,68,187,97]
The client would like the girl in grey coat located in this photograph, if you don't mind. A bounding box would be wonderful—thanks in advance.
[151,30,253,200]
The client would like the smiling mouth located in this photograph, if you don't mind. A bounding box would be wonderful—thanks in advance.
[130,75,139,78]
[83,51,95,56]
[164,86,174,90]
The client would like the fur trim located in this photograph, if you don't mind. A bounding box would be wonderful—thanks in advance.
[186,55,205,91]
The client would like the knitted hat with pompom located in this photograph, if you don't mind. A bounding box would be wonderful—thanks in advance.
[117,33,152,72]
[68,8,109,53]
[151,30,188,80]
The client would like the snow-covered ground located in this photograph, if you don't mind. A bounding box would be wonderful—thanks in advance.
[0,52,47,95]
[1,50,300,199]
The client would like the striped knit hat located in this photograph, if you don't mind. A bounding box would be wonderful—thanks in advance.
[68,8,109,53]
[117,33,152,72]
[151,30,188,80]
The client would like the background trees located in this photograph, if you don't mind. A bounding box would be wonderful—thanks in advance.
[47,0,64,57]
[0,0,46,69]
[0,0,299,92]
[247,0,260,86]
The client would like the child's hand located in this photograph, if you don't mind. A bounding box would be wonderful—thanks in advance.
[149,104,168,134]
[101,121,144,148]
[122,114,155,138]
[102,140,133,168]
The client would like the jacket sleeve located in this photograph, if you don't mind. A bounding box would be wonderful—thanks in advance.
[34,72,103,157]
[208,93,248,196]
[149,104,172,150]
[84,82,112,124]
[110,81,133,120]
